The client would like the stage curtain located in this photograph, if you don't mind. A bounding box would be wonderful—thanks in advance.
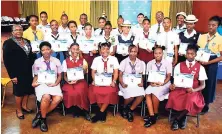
[20,1,38,18]
[37,1,90,26]
[150,1,171,25]
[110,1,118,28]
[169,1,193,28]
[1,1,19,17]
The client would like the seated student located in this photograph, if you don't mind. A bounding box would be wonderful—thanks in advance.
[144,46,172,127]
[166,45,207,131]
[119,45,145,122]
[31,41,63,132]
[88,42,119,123]
[62,43,91,121]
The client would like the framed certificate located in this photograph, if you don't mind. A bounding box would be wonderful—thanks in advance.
[179,43,189,55]
[51,40,69,52]
[174,73,194,88]
[165,53,174,63]
[80,40,95,54]
[148,70,166,83]
[116,43,130,55]
[31,40,42,52]
[67,67,84,81]
[37,70,56,84]
[123,74,142,87]
[195,48,211,62]
[95,73,112,86]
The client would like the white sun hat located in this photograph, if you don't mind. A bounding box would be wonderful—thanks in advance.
[185,15,198,23]
[176,12,187,18]
[121,20,131,27]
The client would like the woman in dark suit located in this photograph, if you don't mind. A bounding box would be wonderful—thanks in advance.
[3,24,36,119]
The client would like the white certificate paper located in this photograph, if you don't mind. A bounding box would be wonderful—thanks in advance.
[31,40,42,52]
[195,48,211,62]
[165,53,174,63]
[67,67,84,81]
[51,40,69,52]
[117,43,130,55]
[179,43,189,55]
[37,70,56,84]
[80,40,95,54]
[95,73,112,86]
[123,74,142,87]
[139,39,155,50]
[174,73,194,88]
[148,70,166,83]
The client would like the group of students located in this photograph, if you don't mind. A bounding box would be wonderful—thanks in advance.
[3,10,222,133]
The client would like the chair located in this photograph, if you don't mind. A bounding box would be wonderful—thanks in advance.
[1,78,11,107]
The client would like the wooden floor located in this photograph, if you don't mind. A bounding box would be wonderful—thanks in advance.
[1,33,222,134]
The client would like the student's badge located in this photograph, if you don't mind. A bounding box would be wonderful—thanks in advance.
[110,64,113,68]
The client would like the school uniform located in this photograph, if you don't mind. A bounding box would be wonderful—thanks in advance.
[58,25,70,34]
[37,24,51,36]
[150,22,164,42]
[94,28,105,37]
[178,29,200,62]
[119,57,145,99]
[88,55,119,104]
[97,35,117,54]
[62,56,89,110]
[166,60,208,115]
[66,34,79,46]
[77,24,95,36]
[172,24,187,34]
[111,28,122,37]
[145,59,172,101]
[115,33,136,63]
[132,23,143,36]
[33,56,63,101]
[198,32,222,104]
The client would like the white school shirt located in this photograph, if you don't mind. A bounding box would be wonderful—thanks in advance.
[116,33,137,45]
[134,30,157,47]
[97,35,117,53]
[44,32,68,42]
[91,55,119,74]
[132,23,143,36]
[77,24,95,36]
[174,60,208,81]
[111,28,122,37]
[58,26,70,34]
[150,22,164,42]
[183,29,197,39]
[37,24,51,36]
[94,28,105,37]
[62,56,88,72]
[77,35,98,53]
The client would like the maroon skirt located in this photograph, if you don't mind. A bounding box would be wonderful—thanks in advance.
[138,48,154,64]
[82,53,95,67]
[166,88,205,115]
[88,84,119,105]
[62,80,89,110]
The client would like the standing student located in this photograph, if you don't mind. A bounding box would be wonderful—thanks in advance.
[217,17,222,35]
[150,11,164,42]
[31,42,63,132]
[197,16,222,114]
[58,13,70,34]
[115,20,137,63]
[66,20,79,45]
[172,12,187,34]
[144,46,172,127]
[157,17,179,67]
[166,45,207,131]
[111,15,124,36]
[37,11,51,36]
[132,13,144,36]
[119,45,145,122]
[94,17,107,37]
[178,15,200,62]
[62,43,91,121]
[77,13,94,36]
[88,42,119,123]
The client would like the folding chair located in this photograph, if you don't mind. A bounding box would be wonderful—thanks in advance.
[1,78,11,107]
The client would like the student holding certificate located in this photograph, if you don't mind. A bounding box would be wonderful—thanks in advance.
[62,43,91,121]
[178,15,200,62]
[166,45,207,131]
[119,45,145,122]
[197,16,222,114]
[88,42,119,123]
[144,46,172,127]
[115,20,137,63]
[32,42,63,132]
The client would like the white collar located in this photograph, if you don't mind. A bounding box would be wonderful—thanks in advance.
[127,56,139,64]
[185,60,196,67]
[121,33,133,39]
[101,55,110,61]
[176,24,186,30]
[184,29,196,38]
[40,56,53,62]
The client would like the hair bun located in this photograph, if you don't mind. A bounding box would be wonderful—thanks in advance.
[152,47,156,51]
[161,46,165,50]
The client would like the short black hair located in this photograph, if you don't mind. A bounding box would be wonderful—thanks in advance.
[186,44,199,53]
[80,13,87,19]
[61,14,68,19]
[50,20,58,25]
[98,17,106,22]
[209,15,221,26]
[152,46,166,51]
[105,21,112,27]
[137,13,144,17]
[163,17,171,22]
[99,42,111,49]
[84,22,92,29]
[118,15,124,21]
[39,41,51,50]
[70,43,79,49]
[40,11,47,16]
[143,16,150,23]
[67,20,77,28]
[128,44,137,52]
[29,15,39,21]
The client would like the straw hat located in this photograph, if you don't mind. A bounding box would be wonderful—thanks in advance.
[176,12,187,18]
[185,15,198,23]
[121,20,131,27]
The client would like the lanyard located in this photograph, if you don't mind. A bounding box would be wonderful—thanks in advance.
[44,61,51,70]
[129,62,136,74]
[205,34,216,52]
[155,63,162,71]
[51,34,59,40]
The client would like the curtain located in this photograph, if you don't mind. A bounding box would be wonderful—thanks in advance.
[20,1,38,18]
[90,1,111,28]
[169,1,193,28]
[110,1,118,28]
[150,1,171,25]
[37,1,90,26]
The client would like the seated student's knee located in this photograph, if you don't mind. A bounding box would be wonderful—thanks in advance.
[52,96,62,104]
[41,94,51,103]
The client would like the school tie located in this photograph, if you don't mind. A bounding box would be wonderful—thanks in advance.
[189,62,192,69]
[33,31,38,41]
[44,61,51,70]
[99,29,104,35]
[129,62,136,74]
[71,35,77,43]
[143,32,148,38]
[157,24,160,34]
[102,58,109,73]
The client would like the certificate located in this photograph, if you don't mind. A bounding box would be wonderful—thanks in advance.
[195,48,211,62]
[67,67,84,81]
[37,70,56,84]
[31,40,42,52]
[95,73,112,86]
[51,40,69,52]
[139,39,155,50]
[174,73,194,88]
[117,43,130,55]
[179,43,189,55]
[165,53,174,63]
[80,40,95,54]
[148,70,166,83]
[123,74,142,87]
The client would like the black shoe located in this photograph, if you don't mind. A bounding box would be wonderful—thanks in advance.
[22,107,33,114]
[83,110,91,121]
[143,116,149,121]
[127,110,134,122]
[154,113,159,120]
[179,116,187,129]
[32,112,41,128]
[40,118,48,132]
[200,105,209,115]
[101,111,107,122]
[121,107,128,119]
[91,111,101,123]
[16,110,24,120]
[144,116,156,128]
[72,106,80,118]
[171,119,179,131]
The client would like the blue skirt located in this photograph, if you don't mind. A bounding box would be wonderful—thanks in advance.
[202,55,218,104]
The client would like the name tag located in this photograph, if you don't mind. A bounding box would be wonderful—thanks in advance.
[139,39,155,50]
[37,70,56,84]
[51,40,69,52]
[174,73,194,88]
[67,67,84,81]
[117,43,131,55]
[80,40,95,54]
[179,43,189,55]
[95,73,112,86]
[31,40,42,52]
[148,70,166,83]
[123,74,142,87]
[195,48,211,62]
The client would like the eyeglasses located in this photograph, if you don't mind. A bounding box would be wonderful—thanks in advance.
[13,29,23,32]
